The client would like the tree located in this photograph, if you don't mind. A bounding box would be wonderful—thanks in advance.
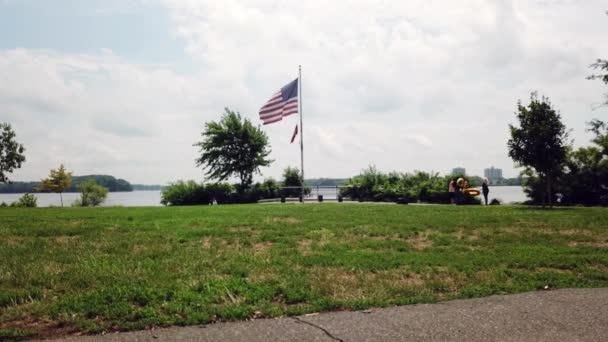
[194,108,272,192]
[563,120,608,205]
[39,164,73,207]
[523,120,608,206]
[587,12,608,106]
[508,93,569,207]
[75,179,109,207]
[282,166,305,197]
[282,167,302,186]
[0,123,26,183]
[588,59,608,107]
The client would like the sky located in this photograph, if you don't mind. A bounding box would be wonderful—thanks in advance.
[1,0,607,184]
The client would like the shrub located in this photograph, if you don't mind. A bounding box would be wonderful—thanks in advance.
[74,179,109,207]
[161,181,234,206]
[341,167,452,204]
[161,179,283,206]
[161,181,208,206]
[0,202,7,208]
[10,193,37,208]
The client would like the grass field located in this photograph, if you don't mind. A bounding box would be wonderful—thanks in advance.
[1,204,607,339]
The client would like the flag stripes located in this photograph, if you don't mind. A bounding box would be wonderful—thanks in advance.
[259,78,298,125]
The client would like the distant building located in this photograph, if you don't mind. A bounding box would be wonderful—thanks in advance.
[451,167,466,176]
[484,166,503,184]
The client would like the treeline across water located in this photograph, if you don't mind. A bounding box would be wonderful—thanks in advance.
[0,175,133,193]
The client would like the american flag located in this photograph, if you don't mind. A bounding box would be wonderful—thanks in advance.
[259,78,298,125]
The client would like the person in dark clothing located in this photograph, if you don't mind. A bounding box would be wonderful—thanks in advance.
[448,179,456,204]
[482,178,490,205]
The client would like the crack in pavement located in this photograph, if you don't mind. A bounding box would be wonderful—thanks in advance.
[291,316,345,342]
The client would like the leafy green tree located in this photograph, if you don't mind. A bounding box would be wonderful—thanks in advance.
[0,123,26,183]
[562,120,607,205]
[194,108,272,192]
[508,93,569,207]
[39,164,73,207]
[281,167,307,197]
[523,120,608,206]
[75,179,109,207]
[282,167,301,187]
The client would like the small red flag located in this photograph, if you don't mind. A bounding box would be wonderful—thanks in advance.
[290,125,298,143]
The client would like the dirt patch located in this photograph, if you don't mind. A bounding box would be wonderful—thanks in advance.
[450,230,481,241]
[558,229,592,236]
[499,227,522,234]
[0,318,81,340]
[366,234,400,241]
[130,244,146,255]
[217,239,242,249]
[407,235,433,250]
[309,267,425,301]
[588,264,608,273]
[254,241,273,252]
[55,235,80,245]
[297,239,313,255]
[229,226,258,233]
[201,238,212,249]
[424,268,466,297]
[67,220,83,227]
[43,262,66,275]
[3,235,27,246]
[267,217,302,224]
[568,240,608,248]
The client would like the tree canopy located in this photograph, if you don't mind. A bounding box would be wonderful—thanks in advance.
[588,59,608,107]
[75,179,109,207]
[194,108,272,192]
[0,123,26,183]
[522,119,608,206]
[39,164,73,207]
[508,93,569,207]
[282,166,305,197]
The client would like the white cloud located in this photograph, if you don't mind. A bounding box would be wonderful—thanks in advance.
[2,0,608,183]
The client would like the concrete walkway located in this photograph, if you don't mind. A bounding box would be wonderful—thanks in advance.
[50,288,608,342]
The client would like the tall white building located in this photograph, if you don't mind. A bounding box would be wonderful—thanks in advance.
[484,166,503,183]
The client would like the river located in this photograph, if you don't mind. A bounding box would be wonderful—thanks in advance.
[0,186,528,207]
[0,191,162,207]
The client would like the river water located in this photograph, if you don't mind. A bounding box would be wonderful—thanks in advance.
[0,186,528,207]
[0,191,162,207]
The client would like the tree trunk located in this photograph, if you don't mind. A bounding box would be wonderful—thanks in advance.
[60,192,64,207]
[541,173,546,208]
[547,175,553,208]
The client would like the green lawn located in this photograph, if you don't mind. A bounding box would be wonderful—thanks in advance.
[1,204,607,339]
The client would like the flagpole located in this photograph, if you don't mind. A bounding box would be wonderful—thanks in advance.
[299,65,305,203]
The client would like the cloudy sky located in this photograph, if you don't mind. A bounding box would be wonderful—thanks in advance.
[2,0,607,184]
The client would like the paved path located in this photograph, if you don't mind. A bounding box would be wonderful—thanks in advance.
[49,288,608,342]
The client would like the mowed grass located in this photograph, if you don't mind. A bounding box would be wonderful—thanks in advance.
[1,204,607,339]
